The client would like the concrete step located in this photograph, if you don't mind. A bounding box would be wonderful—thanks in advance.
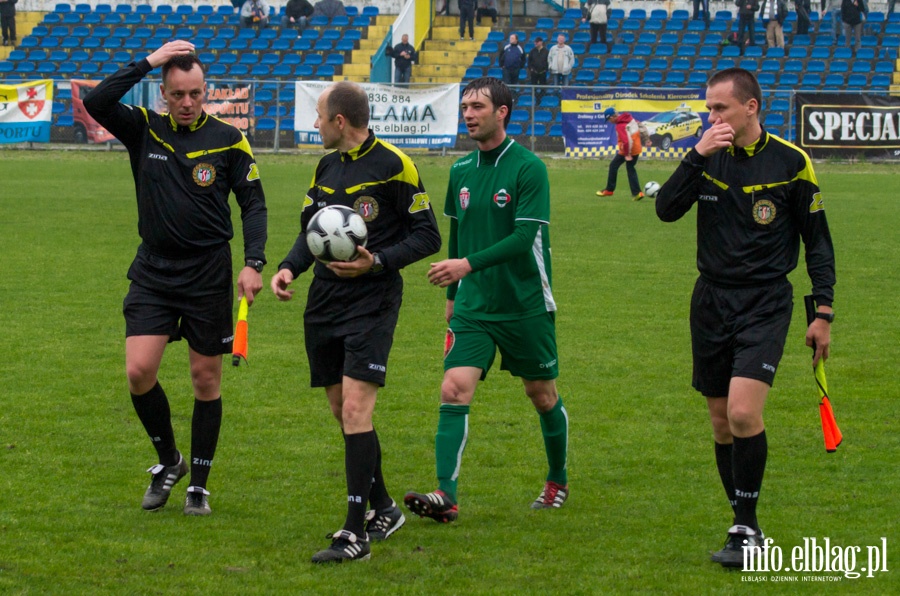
[414,64,468,77]
[418,50,479,65]
[431,26,493,41]
[342,63,372,76]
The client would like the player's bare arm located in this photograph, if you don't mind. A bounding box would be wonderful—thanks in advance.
[145,40,196,69]
[428,258,472,288]
[270,269,295,301]
[327,245,375,278]
[236,268,263,305]
[694,118,735,157]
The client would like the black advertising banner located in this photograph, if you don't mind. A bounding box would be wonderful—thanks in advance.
[796,92,900,160]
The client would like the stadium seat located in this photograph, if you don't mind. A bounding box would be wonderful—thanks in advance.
[304,53,323,66]
[507,123,524,136]
[251,64,272,77]
[295,64,314,78]
[316,65,335,77]
[757,72,776,87]
[207,63,227,77]
[620,70,640,84]
[688,71,709,85]
[574,69,596,83]
[739,59,759,72]
[256,118,276,131]
[539,95,560,109]
[643,70,663,85]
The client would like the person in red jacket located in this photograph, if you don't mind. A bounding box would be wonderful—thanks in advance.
[596,107,645,201]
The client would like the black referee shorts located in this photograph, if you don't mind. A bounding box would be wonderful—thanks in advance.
[123,244,234,357]
[690,276,793,398]
[303,274,403,388]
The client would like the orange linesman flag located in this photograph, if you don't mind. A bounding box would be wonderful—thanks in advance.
[232,296,249,367]
[804,295,842,453]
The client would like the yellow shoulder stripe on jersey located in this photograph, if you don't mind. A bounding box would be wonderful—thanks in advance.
[745,179,791,193]
[769,134,819,186]
[302,195,314,212]
[702,170,729,190]
[185,133,254,160]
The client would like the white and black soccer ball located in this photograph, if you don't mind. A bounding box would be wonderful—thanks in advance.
[643,181,661,198]
[305,205,368,262]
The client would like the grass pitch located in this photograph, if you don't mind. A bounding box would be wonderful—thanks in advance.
[0,149,897,594]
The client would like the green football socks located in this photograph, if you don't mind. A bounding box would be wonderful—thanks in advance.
[435,403,469,503]
[539,396,569,486]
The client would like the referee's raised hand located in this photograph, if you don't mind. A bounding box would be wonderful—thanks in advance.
[146,40,196,69]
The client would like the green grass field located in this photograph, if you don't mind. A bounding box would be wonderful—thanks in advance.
[0,149,897,594]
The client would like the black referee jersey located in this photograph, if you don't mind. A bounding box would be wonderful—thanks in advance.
[656,128,835,307]
[280,131,441,281]
[84,59,267,262]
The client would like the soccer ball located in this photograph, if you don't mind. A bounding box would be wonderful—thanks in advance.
[305,205,368,262]
[643,181,661,198]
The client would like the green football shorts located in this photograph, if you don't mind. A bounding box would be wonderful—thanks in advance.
[444,312,559,380]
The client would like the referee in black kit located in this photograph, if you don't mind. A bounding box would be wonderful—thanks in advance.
[656,68,835,568]
[85,40,267,516]
[271,81,441,564]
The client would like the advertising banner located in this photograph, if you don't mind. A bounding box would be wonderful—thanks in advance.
[294,82,460,149]
[796,92,900,160]
[0,79,53,144]
[560,87,707,158]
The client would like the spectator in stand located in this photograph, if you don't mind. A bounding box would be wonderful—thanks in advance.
[736,0,760,49]
[794,0,811,35]
[391,33,417,85]
[499,33,525,86]
[527,36,549,101]
[582,0,610,49]
[240,0,270,28]
[693,0,711,28]
[476,0,498,25]
[312,0,346,19]
[282,0,314,30]
[459,0,476,40]
[824,0,842,43]
[437,0,450,16]
[548,34,574,87]
[759,0,787,49]
[841,0,867,51]
[0,0,16,47]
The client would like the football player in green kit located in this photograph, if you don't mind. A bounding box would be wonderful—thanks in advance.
[404,77,569,522]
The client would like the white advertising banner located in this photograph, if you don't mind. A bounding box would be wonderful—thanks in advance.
[294,82,460,149]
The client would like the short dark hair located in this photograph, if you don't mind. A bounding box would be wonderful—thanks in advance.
[161,54,205,85]
[708,67,762,112]
[325,81,370,129]
[462,77,513,128]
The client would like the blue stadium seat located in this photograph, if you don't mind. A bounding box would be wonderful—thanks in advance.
[739,59,759,72]
[765,113,785,128]
[665,71,686,85]
[783,59,804,72]
[688,71,709,85]
[251,64,272,77]
[643,70,663,85]
[256,118,276,131]
[620,70,640,84]
[823,74,845,88]
[807,60,826,73]
[574,69,596,83]
[757,72,776,87]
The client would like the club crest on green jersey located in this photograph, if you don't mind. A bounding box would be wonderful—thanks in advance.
[493,189,511,208]
[459,187,470,210]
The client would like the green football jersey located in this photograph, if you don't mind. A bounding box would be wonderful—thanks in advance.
[444,137,556,321]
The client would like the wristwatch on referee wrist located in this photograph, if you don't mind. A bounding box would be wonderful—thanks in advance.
[815,312,835,323]
[245,259,265,273]
[370,253,384,274]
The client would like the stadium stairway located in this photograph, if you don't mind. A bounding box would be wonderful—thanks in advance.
[339,14,393,82]
[414,15,490,84]
[0,11,42,59]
